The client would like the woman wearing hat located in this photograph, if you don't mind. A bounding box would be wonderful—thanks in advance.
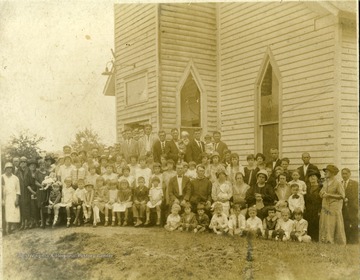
[245,169,276,219]
[26,159,40,228]
[2,163,21,234]
[304,170,322,241]
[319,165,346,244]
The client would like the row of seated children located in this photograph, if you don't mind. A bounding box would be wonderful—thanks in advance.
[49,174,164,228]
[164,202,311,243]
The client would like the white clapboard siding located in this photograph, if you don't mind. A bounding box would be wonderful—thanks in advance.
[340,26,358,178]
[159,3,217,134]
[114,4,158,138]
[219,1,338,168]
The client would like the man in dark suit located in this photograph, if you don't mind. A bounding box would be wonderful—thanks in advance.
[341,168,359,244]
[185,129,205,164]
[297,152,319,183]
[153,130,168,163]
[213,131,228,161]
[165,128,180,163]
[266,148,281,172]
[168,163,191,206]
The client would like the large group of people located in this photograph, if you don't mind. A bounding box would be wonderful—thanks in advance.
[1,125,358,245]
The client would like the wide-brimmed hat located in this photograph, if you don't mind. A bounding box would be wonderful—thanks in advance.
[4,162,13,169]
[323,164,339,175]
[211,151,220,159]
[19,156,28,163]
[307,169,321,179]
[256,169,268,180]
[44,155,55,164]
[27,158,38,167]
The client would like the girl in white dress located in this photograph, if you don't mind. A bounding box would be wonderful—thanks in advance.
[145,176,163,226]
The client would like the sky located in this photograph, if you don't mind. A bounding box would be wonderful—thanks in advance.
[0,1,116,152]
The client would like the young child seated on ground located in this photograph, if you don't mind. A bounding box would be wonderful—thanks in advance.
[194,203,210,233]
[53,176,75,228]
[228,204,246,236]
[164,203,181,231]
[145,176,163,226]
[72,179,87,226]
[104,179,119,226]
[244,206,263,238]
[273,208,294,241]
[289,170,306,195]
[288,183,305,214]
[209,202,229,235]
[263,206,278,239]
[132,176,149,227]
[290,208,311,243]
[178,203,197,232]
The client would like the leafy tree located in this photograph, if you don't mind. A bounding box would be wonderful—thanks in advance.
[70,128,105,152]
[1,130,45,161]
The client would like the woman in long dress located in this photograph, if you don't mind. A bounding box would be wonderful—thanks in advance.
[2,163,21,234]
[304,170,322,241]
[319,165,346,244]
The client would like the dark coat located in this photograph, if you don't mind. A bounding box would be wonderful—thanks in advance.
[185,139,205,164]
[213,141,228,161]
[342,179,359,244]
[153,140,169,163]
[297,163,319,182]
[165,140,179,163]
[168,175,191,204]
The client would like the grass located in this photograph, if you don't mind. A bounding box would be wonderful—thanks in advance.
[2,227,359,280]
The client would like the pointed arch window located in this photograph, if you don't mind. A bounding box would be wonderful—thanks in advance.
[258,61,280,160]
[180,73,201,129]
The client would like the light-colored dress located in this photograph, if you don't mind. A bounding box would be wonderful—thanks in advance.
[147,186,163,208]
[2,174,21,223]
[319,178,346,244]
[211,180,233,216]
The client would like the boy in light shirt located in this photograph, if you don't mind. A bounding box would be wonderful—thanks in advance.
[244,206,263,238]
[273,208,294,241]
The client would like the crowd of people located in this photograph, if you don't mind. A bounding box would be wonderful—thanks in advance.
[1,125,358,245]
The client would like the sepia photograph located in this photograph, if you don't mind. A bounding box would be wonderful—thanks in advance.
[0,0,359,279]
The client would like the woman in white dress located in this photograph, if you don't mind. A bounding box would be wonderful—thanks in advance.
[2,162,21,234]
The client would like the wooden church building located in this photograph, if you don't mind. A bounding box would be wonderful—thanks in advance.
[103,1,358,175]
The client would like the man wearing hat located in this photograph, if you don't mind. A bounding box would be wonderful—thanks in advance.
[2,162,21,234]
[341,168,359,244]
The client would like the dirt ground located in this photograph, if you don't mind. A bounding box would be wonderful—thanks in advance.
[1,226,359,280]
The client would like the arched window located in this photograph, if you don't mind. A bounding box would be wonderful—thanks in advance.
[180,73,201,130]
[259,61,280,160]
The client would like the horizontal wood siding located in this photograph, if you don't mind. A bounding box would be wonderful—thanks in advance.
[114,4,158,139]
[159,3,217,134]
[340,26,358,178]
[219,2,337,169]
